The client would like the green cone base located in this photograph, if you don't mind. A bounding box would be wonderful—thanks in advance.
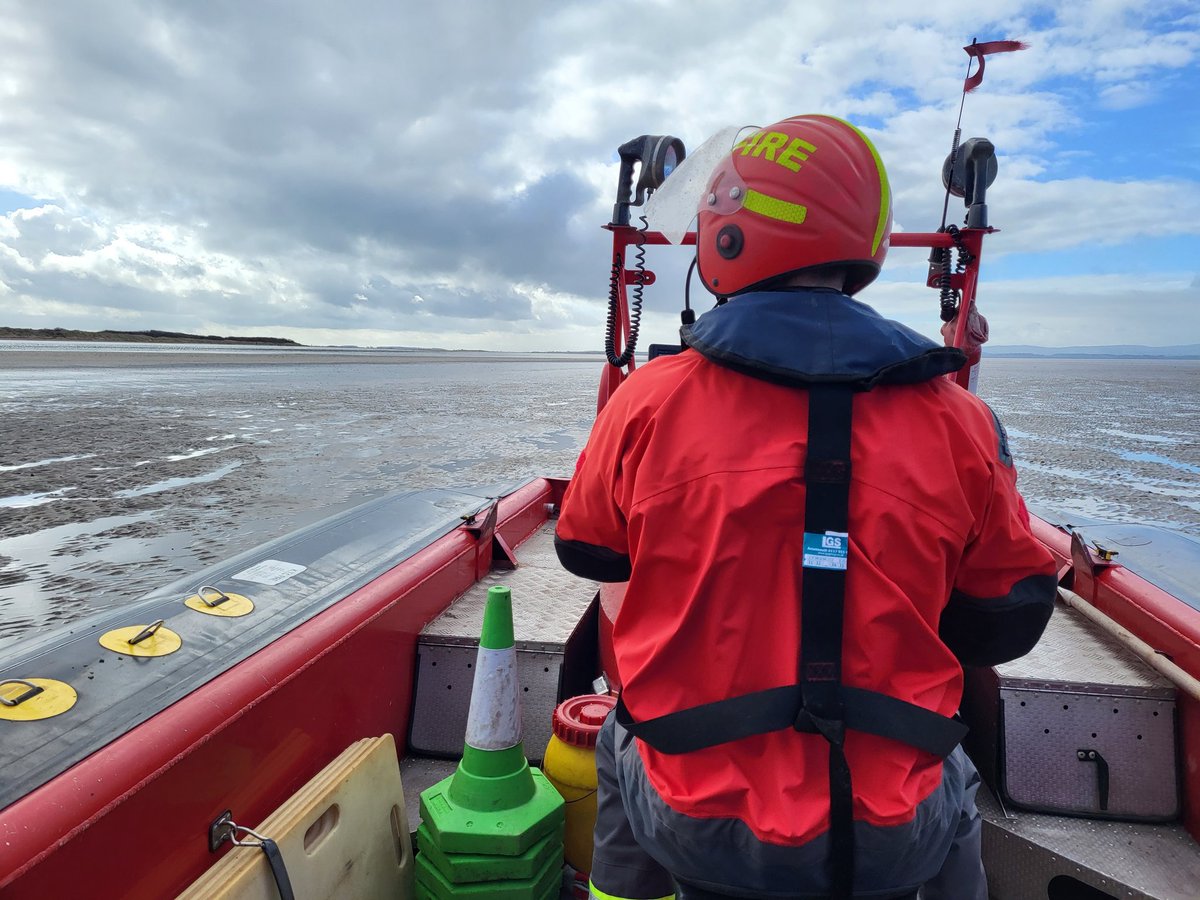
[415,851,561,900]
[421,764,565,856]
[416,823,561,883]
[448,744,537,808]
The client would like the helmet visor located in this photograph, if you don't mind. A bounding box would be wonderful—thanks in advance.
[702,152,813,226]
[700,153,750,216]
[643,125,753,244]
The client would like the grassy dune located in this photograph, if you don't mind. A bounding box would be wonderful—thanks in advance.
[0,327,300,346]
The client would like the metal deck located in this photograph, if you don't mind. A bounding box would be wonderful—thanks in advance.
[980,782,1200,899]
[995,603,1175,692]
[422,524,595,648]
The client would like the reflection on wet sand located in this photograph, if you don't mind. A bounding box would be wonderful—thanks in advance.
[0,352,601,649]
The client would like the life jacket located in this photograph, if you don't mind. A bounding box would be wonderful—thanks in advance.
[614,287,970,900]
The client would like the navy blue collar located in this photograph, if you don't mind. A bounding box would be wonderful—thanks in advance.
[681,288,966,389]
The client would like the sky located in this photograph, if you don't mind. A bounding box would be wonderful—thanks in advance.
[0,1,1197,351]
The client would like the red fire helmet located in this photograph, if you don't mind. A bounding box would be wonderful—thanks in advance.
[696,115,892,297]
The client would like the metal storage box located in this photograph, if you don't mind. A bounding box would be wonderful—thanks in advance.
[407,526,598,764]
[963,600,1179,821]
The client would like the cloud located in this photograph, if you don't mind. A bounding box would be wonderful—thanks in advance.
[1096,81,1156,110]
[989,176,1200,251]
[0,1,1197,347]
[869,272,1200,346]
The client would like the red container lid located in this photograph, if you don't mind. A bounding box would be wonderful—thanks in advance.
[552,694,616,749]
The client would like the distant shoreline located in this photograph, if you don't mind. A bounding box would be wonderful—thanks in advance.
[3,328,1197,361]
[0,346,607,369]
[987,343,1200,360]
[0,327,301,346]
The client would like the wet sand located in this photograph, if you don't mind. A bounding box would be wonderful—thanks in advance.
[0,353,601,648]
[1,353,1198,650]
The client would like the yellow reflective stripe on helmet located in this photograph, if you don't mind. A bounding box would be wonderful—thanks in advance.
[588,883,675,900]
[743,189,807,224]
[818,115,891,256]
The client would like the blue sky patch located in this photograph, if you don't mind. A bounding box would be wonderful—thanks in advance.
[0,190,41,215]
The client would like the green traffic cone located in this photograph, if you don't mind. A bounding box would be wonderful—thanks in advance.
[418,586,565,884]
[446,585,536,813]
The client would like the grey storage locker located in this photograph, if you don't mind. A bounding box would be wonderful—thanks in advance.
[963,600,1179,821]
[407,526,598,764]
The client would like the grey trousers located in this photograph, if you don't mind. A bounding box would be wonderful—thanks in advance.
[589,714,987,900]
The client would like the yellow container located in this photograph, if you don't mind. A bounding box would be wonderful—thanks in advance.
[543,694,615,874]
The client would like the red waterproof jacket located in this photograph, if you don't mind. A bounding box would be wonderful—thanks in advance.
[556,290,1057,847]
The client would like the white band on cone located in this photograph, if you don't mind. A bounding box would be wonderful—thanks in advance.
[464,646,523,750]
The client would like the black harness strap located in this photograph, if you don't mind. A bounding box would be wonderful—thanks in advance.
[614,684,965,758]
[800,385,856,898]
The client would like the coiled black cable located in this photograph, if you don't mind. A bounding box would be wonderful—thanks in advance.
[938,224,975,323]
[605,215,648,367]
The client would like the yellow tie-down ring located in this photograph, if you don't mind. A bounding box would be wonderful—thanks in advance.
[99,619,183,657]
[184,585,255,618]
[0,677,78,721]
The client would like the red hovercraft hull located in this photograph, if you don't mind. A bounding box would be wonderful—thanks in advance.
[0,480,563,899]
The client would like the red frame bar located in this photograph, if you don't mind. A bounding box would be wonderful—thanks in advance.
[601,226,989,398]
[889,230,988,389]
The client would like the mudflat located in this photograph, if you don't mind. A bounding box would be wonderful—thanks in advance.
[0,353,602,650]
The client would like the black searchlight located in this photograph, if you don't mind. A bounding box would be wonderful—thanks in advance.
[611,134,686,226]
[942,137,997,228]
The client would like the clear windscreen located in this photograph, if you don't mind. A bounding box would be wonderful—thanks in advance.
[643,125,752,244]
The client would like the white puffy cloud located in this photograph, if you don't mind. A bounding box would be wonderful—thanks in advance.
[868,272,1200,347]
[0,1,1196,348]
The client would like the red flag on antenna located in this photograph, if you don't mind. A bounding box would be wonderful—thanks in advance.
[963,39,1029,92]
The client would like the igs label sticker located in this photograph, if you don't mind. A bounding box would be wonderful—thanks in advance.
[802,531,849,571]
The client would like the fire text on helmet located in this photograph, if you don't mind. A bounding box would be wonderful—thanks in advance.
[733,130,818,173]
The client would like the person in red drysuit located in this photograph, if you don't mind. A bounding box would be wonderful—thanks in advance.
[555,115,1057,900]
